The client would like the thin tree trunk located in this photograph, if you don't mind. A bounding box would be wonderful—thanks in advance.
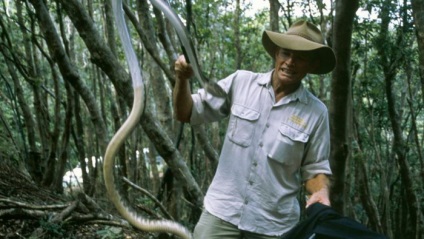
[53,81,73,193]
[385,72,421,238]
[269,0,280,31]
[32,85,50,180]
[104,0,117,56]
[15,1,37,155]
[406,61,424,184]
[329,0,359,214]
[72,95,92,195]
[411,0,424,103]
[42,7,65,184]
[234,0,242,69]
[353,149,384,233]
[411,0,424,186]
[42,65,61,187]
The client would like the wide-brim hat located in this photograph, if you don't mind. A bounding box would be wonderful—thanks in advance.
[262,20,336,74]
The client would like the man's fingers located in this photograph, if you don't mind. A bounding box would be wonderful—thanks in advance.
[175,55,194,79]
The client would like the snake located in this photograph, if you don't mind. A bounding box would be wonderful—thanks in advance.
[150,0,226,97]
[103,0,193,238]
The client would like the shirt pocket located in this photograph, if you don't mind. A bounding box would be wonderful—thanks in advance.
[267,124,309,166]
[227,104,260,147]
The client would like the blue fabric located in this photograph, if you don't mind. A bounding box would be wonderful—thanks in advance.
[281,203,388,239]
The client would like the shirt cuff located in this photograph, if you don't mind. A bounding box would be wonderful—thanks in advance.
[301,160,332,181]
[189,91,205,125]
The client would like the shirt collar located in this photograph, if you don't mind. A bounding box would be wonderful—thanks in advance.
[258,70,309,105]
[257,70,273,86]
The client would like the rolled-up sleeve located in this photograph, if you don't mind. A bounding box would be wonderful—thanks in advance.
[190,72,238,125]
[300,111,332,180]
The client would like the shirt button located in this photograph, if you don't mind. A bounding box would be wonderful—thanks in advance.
[249,180,253,185]
[266,123,270,128]
[244,200,248,204]
[253,161,258,166]
[259,142,263,147]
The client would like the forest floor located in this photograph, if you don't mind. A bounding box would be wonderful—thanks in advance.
[0,163,168,239]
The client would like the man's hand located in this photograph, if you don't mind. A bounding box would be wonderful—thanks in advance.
[175,55,194,80]
[306,187,330,207]
[305,174,331,208]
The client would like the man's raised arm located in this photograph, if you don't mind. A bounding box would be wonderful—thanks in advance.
[173,55,194,123]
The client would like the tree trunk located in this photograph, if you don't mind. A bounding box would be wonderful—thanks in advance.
[269,0,280,31]
[234,0,242,69]
[53,81,73,193]
[384,68,422,239]
[411,0,424,186]
[353,150,384,233]
[411,0,424,102]
[329,0,359,214]
[104,0,117,56]
[73,95,93,195]
[15,1,37,155]
[42,64,61,187]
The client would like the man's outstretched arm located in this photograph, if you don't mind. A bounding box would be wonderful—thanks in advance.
[173,55,194,123]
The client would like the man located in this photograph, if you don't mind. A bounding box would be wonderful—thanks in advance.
[173,20,336,239]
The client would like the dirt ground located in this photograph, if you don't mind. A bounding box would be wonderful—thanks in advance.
[0,163,169,239]
[0,218,146,239]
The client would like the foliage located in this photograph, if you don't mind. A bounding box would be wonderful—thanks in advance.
[96,226,123,239]
[37,219,66,238]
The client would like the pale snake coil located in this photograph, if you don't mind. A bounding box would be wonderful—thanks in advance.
[103,0,193,238]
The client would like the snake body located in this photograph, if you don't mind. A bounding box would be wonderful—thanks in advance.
[103,0,192,238]
[150,0,226,97]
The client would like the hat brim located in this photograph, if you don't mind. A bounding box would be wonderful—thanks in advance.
[262,30,336,74]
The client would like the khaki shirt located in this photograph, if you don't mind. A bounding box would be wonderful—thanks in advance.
[190,70,332,236]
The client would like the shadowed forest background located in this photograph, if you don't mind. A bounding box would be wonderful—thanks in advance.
[0,0,424,238]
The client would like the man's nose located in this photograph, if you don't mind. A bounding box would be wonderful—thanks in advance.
[286,55,296,66]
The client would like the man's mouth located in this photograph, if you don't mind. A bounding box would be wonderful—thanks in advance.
[280,67,296,76]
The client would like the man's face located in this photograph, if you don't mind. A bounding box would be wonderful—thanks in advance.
[273,48,318,86]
